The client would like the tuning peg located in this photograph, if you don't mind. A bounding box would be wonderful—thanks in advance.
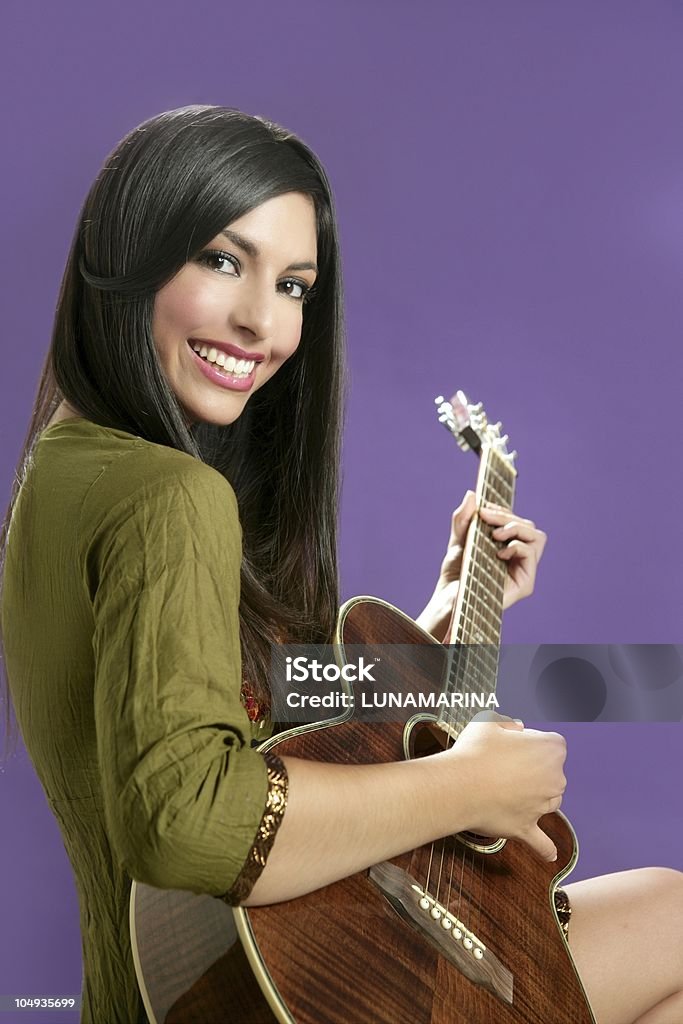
[434,395,445,405]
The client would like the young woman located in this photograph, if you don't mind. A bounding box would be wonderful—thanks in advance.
[1,105,681,1024]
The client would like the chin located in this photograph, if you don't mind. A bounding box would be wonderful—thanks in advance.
[181,398,250,430]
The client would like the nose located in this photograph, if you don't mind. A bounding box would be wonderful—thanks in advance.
[227,276,275,340]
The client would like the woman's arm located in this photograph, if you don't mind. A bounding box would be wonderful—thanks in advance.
[244,716,567,905]
[87,458,276,899]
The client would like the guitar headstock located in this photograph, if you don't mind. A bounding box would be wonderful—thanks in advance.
[435,390,517,467]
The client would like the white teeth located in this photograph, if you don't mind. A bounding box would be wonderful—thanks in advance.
[191,342,255,377]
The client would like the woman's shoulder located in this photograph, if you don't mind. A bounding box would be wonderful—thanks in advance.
[38,418,239,530]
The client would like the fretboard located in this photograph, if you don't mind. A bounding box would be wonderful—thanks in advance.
[439,444,517,723]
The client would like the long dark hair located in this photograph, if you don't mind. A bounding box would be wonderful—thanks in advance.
[0,104,346,752]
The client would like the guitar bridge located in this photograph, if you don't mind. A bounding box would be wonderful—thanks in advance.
[369,860,514,1006]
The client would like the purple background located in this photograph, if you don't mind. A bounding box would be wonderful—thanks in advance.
[1,1,681,1019]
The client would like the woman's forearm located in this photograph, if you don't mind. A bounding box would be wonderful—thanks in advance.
[242,750,470,905]
[415,593,451,642]
[243,717,567,905]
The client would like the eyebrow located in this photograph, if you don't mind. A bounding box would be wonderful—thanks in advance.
[220,229,318,275]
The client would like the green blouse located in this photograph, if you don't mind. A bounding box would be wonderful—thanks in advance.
[1,418,283,1024]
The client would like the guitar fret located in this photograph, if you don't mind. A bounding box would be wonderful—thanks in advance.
[460,604,503,643]
[468,562,505,597]
[458,620,499,645]
[446,643,499,698]
[459,593,501,637]
[448,641,499,673]
[482,466,513,495]
[482,477,513,504]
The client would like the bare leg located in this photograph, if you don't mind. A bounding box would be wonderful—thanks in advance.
[563,867,683,1024]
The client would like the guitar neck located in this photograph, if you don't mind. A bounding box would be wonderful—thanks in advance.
[440,444,517,717]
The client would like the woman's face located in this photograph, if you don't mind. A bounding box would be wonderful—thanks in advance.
[152,191,318,426]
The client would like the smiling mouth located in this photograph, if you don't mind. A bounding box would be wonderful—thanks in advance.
[188,340,256,378]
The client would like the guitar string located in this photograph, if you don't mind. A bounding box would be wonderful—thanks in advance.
[439,647,460,923]
[453,582,483,936]
[441,448,513,941]
[441,534,481,934]
[441,533,476,935]
[424,635,463,919]
[420,442,514,942]
[447,642,468,926]
[470,454,512,937]
[466,532,499,937]
[433,634,457,910]
[434,833,447,910]
[472,455,513,937]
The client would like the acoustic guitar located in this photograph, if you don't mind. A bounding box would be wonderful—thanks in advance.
[131,391,595,1023]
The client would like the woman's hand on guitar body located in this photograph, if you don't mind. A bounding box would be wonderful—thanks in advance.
[416,491,548,642]
[447,712,567,863]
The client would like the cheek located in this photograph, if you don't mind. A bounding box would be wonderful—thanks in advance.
[280,313,305,360]
[152,274,215,341]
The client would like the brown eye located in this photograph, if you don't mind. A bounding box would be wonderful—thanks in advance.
[196,250,240,275]
[279,279,309,301]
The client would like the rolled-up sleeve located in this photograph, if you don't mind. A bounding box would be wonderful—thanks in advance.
[81,457,286,902]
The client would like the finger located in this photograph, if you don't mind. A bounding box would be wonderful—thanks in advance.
[497,718,525,731]
[546,795,563,813]
[468,710,523,729]
[456,489,477,511]
[450,490,477,543]
[496,539,535,561]
[546,733,568,766]
[481,509,547,554]
[523,824,558,862]
[470,709,508,724]
[491,521,542,544]
[479,505,536,529]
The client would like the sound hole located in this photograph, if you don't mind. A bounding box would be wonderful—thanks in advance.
[408,719,450,758]
[406,719,500,850]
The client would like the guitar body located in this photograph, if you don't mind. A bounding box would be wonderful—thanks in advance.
[131,598,595,1024]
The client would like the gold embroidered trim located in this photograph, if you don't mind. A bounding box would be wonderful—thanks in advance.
[554,886,572,941]
[221,752,289,905]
